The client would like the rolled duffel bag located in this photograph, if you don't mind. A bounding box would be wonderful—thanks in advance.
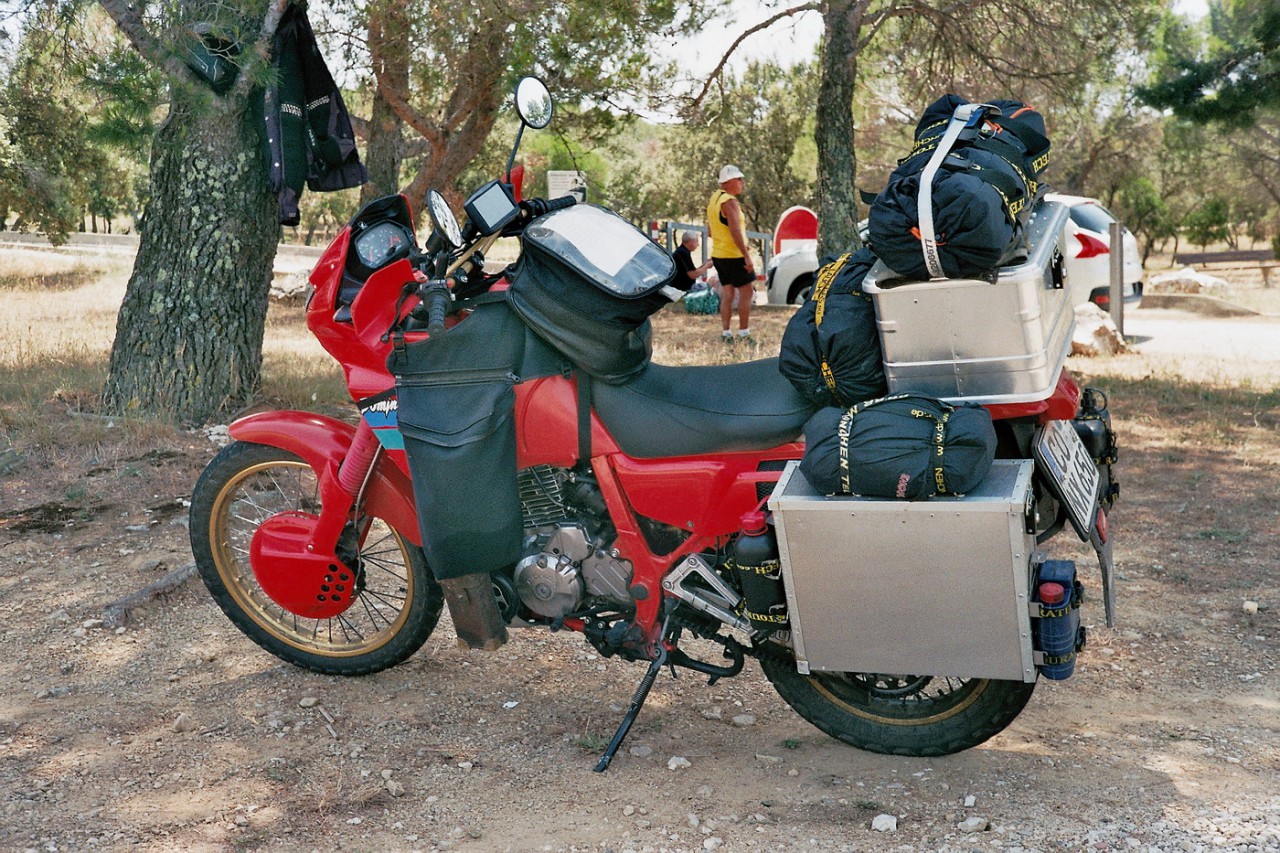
[777,247,886,408]
[867,95,1049,281]
[507,204,688,384]
[799,394,997,499]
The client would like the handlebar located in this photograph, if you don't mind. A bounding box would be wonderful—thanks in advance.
[407,194,579,335]
[416,280,451,337]
[523,195,578,217]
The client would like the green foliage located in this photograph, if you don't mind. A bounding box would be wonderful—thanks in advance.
[1184,196,1232,247]
[674,61,818,234]
[360,0,717,209]
[1140,0,1280,126]
[0,6,156,238]
[1118,176,1176,260]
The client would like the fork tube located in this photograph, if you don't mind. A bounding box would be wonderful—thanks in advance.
[338,420,380,497]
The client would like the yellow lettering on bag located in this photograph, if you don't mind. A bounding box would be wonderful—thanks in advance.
[821,361,838,395]
[812,253,850,327]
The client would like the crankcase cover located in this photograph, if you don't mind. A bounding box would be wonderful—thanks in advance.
[514,552,583,618]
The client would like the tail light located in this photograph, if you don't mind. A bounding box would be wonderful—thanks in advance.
[1074,231,1110,259]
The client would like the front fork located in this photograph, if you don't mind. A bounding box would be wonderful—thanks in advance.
[309,420,382,559]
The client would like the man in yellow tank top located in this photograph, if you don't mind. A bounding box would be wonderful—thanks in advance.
[706,165,755,340]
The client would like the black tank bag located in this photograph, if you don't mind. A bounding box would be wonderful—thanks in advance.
[507,204,686,384]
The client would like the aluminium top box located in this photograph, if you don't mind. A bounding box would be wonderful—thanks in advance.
[767,459,1038,682]
[863,201,1074,405]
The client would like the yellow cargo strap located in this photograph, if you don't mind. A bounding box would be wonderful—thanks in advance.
[812,252,851,398]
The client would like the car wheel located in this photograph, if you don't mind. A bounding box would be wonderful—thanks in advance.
[788,273,814,305]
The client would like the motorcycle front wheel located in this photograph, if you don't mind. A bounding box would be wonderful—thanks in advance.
[190,441,442,676]
[760,655,1036,756]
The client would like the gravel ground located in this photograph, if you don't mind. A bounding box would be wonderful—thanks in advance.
[2,305,1278,852]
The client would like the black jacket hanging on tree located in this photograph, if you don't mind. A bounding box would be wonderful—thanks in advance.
[261,3,367,225]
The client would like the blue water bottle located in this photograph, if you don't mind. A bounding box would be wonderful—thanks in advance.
[1035,560,1083,680]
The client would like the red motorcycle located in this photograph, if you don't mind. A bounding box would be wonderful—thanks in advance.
[191,78,1118,770]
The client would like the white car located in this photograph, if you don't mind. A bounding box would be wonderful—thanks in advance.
[765,240,818,305]
[1045,193,1144,309]
[764,195,1143,308]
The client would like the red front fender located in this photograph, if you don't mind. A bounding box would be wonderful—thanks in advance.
[229,411,422,546]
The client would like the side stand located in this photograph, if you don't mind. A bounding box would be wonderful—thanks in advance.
[595,604,676,773]
[594,644,667,772]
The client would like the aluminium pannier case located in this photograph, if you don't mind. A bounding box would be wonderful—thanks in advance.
[507,204,686,384]
[862,200,1074,405]
[768,459,1038,680]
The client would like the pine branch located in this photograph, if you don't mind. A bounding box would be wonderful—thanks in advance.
[688,3,820,111]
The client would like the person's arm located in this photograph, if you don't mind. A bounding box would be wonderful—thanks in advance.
[723,199,754,273]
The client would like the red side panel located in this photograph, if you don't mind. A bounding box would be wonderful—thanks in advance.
[515,376,619,468]
[611,444,804,538]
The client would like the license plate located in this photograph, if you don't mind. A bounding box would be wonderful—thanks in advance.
[1033,420,1100,540]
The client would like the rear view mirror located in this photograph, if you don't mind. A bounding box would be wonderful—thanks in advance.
[515,77,554,129]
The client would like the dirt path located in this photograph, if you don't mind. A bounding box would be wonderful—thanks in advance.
[2,323,1279,851]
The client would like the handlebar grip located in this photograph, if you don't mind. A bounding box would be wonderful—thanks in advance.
[419,282,451,337]
[543,195,578,212]
[520,195,578,220]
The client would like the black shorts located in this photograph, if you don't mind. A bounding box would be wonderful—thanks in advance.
[713,256,754,288]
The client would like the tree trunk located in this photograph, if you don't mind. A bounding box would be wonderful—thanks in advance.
[103,94,278,424]
[815,0,863,259]
[361,1,409,204]
[361,85,404,204]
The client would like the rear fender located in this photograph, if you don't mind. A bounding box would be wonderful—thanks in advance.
[229,411,422,546]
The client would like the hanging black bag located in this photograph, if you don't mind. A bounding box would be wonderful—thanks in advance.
[799,394,997,499]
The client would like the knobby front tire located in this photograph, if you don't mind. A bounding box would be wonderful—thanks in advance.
[761,654,1036,756]
[190,441,442,675]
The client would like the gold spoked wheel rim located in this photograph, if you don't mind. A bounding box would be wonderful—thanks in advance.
[208,458,416,657]
[810,673,989,726]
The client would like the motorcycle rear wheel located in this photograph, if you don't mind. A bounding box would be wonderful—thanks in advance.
[191,441,442,675]
[760,655,1036,756]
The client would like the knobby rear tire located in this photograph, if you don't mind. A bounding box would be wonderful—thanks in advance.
[760,654,1037,756]
[190,441,442,676]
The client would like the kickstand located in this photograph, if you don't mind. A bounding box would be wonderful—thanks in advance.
[594,643,669,773]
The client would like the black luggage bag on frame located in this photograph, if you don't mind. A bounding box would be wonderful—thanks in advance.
[799,394,997,500]
[867,95,1051,281]
[777,247,886,409]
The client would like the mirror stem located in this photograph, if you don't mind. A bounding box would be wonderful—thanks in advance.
[505,124,526,185]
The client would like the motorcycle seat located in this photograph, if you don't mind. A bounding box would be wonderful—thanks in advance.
[592,357,817,458]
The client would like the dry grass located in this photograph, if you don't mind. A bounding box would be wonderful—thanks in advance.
[4,243,1280,456]
[0,251,348,452]
[0,249,103,292]
[651,302,795,367]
